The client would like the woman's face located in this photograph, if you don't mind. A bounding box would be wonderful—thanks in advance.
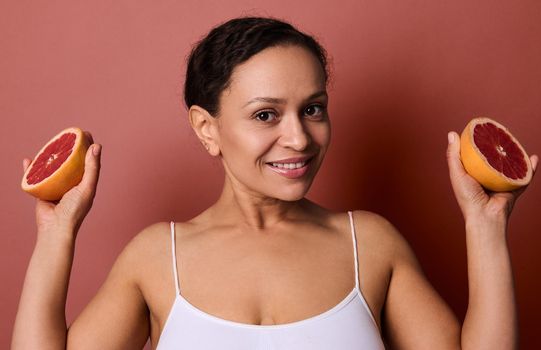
[214,45,331,201]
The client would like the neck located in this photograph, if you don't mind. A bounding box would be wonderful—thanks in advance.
[209,175,307,230]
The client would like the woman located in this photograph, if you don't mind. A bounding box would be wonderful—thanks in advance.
[12,16,538,349]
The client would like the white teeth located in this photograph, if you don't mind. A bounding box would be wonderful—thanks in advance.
[271,161,306,169]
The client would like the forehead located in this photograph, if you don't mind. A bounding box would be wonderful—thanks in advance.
[223,45,326,103]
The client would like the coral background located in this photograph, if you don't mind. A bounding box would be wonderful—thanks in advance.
[2,1,540,348]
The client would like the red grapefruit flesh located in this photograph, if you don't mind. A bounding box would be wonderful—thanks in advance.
[21,127,90,201]
[460,117,533,192]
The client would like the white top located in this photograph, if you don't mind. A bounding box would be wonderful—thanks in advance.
[156,211,385,349]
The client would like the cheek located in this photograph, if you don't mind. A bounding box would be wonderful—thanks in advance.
[310,122,331,149]
[221,125,273,161]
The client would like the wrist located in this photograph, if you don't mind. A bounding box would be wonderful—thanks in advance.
[36,227,77,248]
[465,217,507,233]
[464,210,508,229]
[465,217,508,248]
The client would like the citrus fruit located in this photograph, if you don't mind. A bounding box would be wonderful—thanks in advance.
[459,117,533,192]
[21,127,90,201]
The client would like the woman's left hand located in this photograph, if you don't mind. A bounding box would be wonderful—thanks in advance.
[446,131,538,224]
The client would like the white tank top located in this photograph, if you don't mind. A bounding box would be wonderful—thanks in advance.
[156,211,385,349]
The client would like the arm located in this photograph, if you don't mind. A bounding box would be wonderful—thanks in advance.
[446,131,536,349]
[377,132,537,349]
[461,218,516,349]
[66,229,151,349]
[12,137,101,349]
[378,215,516,349]
[11,228,76,349]
[12,226,150,350]
[13,135,150,349]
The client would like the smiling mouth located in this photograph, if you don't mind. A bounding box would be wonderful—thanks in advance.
[263,156,316,180]
[266,156,314,169]
[269,160,308,169]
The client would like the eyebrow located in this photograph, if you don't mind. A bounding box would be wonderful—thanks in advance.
[243,90,328,108]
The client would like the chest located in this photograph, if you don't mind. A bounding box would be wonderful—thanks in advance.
[155,295,385,350]
[141,225,391,347]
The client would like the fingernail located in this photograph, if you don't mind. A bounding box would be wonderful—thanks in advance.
[448,132,454,144]
[92,144,101,156]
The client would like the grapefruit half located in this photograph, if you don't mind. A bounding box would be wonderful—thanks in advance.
[460,117,533,192]
[21,127,90,201]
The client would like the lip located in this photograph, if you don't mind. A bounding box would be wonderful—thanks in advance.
[265,155,314,179]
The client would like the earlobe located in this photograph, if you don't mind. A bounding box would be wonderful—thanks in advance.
[188,105,220,156]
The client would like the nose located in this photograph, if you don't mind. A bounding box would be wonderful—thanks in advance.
[278,114,311,151]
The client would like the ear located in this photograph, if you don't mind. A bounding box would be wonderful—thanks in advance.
[188,105,220,156]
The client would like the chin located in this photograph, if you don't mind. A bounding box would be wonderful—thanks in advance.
[277,193,305,202]
[272,185,312,202]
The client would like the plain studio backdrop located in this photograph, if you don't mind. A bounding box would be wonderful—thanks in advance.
[2,1,540,349]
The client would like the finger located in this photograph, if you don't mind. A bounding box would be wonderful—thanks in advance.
[446,131,470,192]
[22,158,31,172]
[446,131,467,175]
[77,143,102,199]
[530,154,538,173]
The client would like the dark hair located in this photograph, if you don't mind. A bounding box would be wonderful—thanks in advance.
[184,16,329,116]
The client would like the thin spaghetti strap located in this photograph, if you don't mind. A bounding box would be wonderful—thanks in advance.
[347,211,360,291]
[170,221,181,296]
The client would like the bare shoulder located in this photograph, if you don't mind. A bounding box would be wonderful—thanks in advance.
[120,222,170,262]
[126,218,207,265]
[130,221,172,245]
[124,220,191,255]
[350,210,402,239]
[348,210,413,263]
[348,210,424,297]
[124,221,177,282]
[122,222,181,324]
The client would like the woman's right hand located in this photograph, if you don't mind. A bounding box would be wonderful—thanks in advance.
[22,131,102,236]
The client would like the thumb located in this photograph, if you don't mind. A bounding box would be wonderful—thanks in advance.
[446,130,479,202]
[446,131,467,180]
[22,158,31,172]
[530,154,538,173]
[78,143,102,199]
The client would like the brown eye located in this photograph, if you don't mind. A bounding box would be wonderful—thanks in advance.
[304,105,324,118]
[255,111,277,122]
